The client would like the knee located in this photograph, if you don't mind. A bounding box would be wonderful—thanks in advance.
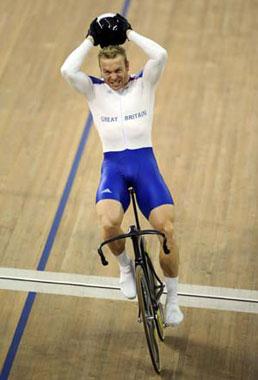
[164,222,176,248]
[156,220,177,253]
[154,218,175,240]
[100,214,121,237]
[164,221,175,241]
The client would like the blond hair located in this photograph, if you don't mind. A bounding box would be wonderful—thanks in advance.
[98,45,128,65]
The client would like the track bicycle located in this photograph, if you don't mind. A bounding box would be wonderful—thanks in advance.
[97,187,170,373]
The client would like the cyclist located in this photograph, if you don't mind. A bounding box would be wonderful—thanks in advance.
[61,14,183,326]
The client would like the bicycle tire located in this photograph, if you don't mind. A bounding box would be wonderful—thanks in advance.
[144,252,165,341]
[135,265,161,373]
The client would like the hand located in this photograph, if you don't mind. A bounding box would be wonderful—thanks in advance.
[86,18,102,46]
[86,35,94,44]
[115,13,132,34]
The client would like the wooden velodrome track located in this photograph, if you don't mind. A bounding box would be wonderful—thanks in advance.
[0,0,258,379]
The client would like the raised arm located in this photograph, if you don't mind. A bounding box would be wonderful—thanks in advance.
[60,36,94,99]
[127,30,168,86]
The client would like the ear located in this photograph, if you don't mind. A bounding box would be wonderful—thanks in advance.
[125,60,129,71]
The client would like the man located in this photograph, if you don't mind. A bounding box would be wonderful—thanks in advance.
[61,14,183,326]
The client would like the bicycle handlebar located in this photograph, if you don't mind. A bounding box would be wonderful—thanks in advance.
[97,228,170,266]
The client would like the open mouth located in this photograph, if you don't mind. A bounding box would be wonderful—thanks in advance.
[110,80,122,89]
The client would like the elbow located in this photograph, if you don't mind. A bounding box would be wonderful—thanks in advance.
[60,61,75,80]
[160,48,168,65]
[60,64,69,79]
[153,48,168,70]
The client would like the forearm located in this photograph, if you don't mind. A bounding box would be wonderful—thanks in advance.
[127,30,167,85]
[60,37,94,96]
[61,36,93,74]
[127,30,168,64]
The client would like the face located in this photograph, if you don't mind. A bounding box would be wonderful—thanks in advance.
[99,55,129,91]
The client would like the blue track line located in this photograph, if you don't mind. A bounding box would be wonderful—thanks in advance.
[0,2,131,379]
[37,113,93,272]
[121,0,131,16]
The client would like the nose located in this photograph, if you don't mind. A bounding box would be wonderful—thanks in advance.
[110,73,118,81]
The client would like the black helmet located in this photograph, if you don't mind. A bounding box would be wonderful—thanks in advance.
[94,13,131,48]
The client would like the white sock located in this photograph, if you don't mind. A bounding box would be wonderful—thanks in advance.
[116,250,131,268]
[164,276,178,304]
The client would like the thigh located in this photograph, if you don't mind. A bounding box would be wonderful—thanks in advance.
[134,157,174,219]
[96,199,124,227]
[96,160,130,213]
[148,204,175,230]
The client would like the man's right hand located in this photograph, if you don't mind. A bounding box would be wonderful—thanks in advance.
[86,18,102,46]
[87,35,94,45]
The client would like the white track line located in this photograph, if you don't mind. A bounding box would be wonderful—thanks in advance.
[0,267,257,314]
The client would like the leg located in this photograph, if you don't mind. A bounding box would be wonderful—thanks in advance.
[148,204,178,277]
[149,204,184,326]
[96,199,136,299]
[96,199,125,256]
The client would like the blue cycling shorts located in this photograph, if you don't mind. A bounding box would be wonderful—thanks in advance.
[96,148,174,219]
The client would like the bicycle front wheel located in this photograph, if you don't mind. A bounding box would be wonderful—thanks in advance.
[144,252,165,341]
[136,265,161,373]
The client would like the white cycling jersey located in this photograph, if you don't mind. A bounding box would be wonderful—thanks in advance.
[61,30,167,152]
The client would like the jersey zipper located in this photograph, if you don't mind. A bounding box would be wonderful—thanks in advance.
[119,93,127,148]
